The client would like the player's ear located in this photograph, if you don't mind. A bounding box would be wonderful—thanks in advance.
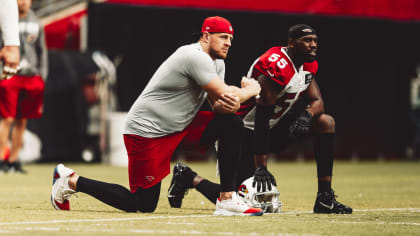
[201,31,210,43]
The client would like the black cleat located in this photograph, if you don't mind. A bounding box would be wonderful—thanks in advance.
[168,163,197,208]
[313,189,352,214]
[8,161,27,174]
[0,160,8,173]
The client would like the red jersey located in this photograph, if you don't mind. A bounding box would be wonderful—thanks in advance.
[239,46,318,130]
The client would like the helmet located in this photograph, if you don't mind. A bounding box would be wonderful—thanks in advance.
[237,176,282,213]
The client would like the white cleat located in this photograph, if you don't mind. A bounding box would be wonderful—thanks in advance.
[51,164,76,210]
[214,192,263,216]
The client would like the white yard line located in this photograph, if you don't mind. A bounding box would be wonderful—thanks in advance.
[0,215,213,226]
[282,207,420,215]
[355,208,420,212]
[0,208,419,228]
[128,230,320,236]
[326,220,420,226]
[2,226,320,236]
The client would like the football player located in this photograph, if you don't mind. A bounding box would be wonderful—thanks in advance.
[50,16,263,216]
[0,0,20,77]
[0,0,20,172]
[0,0,46,173]
[168,24,353,214]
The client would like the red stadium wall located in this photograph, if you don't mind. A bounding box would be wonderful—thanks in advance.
[107,0,420,21]
[42,0,419,50]
[43,10,86,50]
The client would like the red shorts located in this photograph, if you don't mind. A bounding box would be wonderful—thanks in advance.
[124,111,215,191]
[0,75,45,119]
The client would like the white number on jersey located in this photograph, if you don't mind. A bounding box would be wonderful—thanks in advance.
[267,53,288,69]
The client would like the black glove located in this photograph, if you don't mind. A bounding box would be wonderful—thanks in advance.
[289,110,312,138]
[252,166,277,192]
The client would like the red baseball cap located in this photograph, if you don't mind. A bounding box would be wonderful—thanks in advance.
[201,16,234,35]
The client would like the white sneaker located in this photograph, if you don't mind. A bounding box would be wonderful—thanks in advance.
[214,192,264,216]
[51,164,76,210]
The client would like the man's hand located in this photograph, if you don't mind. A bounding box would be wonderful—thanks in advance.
[252,166,277,192]
[289,109,312,138]
[0,45,20,67]
[241,76,261,98]
[212,93,240,114]
[0,45,20,79]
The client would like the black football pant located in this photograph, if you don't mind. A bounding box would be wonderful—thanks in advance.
[196,127,255,204]
[195,110,335,204]
[200,113,245,192]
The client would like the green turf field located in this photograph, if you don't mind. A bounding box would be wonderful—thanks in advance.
[1,161,420,235]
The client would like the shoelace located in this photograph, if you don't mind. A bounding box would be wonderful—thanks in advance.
[331,194,348,210]
[61,177,77,200]
[63,191,77,200]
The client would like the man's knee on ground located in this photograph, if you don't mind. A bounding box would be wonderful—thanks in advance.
[313,114,335,133]
[137,195,159,213]
[138,202,158,213]
[134,182,161,213]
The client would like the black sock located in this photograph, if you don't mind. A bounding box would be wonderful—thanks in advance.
[234,128,256,189]
[314,133,334,178]
[195,180,221,204]
[77,176,161,212]
[318,180,331,193]
[213,114,243,192]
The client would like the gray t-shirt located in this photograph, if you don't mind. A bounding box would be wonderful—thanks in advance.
[124,42,225,137]
[0,10,48,80]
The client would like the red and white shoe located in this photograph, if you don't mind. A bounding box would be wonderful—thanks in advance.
[51,164,76,210]
[214,192,264,216]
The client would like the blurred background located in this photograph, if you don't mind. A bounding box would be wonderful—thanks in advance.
[22,0,420,165]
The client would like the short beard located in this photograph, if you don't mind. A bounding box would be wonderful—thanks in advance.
[210,50,226,60]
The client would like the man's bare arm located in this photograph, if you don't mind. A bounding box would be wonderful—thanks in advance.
[203,76,260,113]
[203,76,260,103]
[0,0,20,66]
[253,75,283,167]
[304,80,325,116]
